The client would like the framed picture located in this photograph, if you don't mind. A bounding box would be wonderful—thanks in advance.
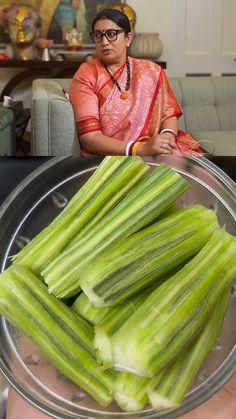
[77,1,128,44]
[0,1,126,45]
[0,1,9,43]
[44,1,128,45]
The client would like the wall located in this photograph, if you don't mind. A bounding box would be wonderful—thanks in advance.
[128,0,171,63]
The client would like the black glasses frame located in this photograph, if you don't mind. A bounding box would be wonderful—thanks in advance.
[90,29,124,43]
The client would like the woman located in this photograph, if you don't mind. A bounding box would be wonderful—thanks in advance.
[69,8,202,156]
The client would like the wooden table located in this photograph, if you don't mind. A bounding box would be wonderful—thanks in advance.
[0,59,167,102]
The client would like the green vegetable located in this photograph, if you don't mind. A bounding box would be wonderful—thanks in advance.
[71,292,109,325]
[113,287,230,412]
[114,372,149,412]
[80,204,219,308]
[13,156,148,273]
[112,228,236,377]
[0,265,114,406]
[43,163,189,299]
[148,286,231,410]
[94,284,158,365]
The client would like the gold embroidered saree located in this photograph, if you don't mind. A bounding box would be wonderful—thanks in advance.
[69,57,202,155]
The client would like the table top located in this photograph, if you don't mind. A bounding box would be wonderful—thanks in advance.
[0,59,85,69]
[0,156,235,208]
[0,58,167,69]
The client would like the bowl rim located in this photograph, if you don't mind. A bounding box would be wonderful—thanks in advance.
[0,155,235,419]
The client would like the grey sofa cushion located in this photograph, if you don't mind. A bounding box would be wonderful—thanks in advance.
[193,131,236,156]
[0,106,15,156]
[174,78,221,132]
[31,79,80,156]
[212,77,236,130]
[170,77,236,134]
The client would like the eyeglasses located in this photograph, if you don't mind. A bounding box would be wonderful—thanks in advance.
[90,29,124,43]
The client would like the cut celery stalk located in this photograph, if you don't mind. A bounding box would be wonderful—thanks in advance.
[113,287,230,412]
[43,164,189,298]
[69,201,180,248]
[13,156,148,273]
[114,372,149,412]
[148,286,231,410]
[80,205,218,307]
[112,228,236,377]
[71,292,109,325]
[94,284,159,364]
[0,265,114,406]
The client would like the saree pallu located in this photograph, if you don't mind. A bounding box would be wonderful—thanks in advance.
[69,57,202,155]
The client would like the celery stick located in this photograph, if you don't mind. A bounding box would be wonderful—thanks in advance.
[148,287,231,410]
[112,229,236,377]
[69,201,180,248]
[80,205,218,307]
[0,265,114,406]
[113,287,230,412]
[13,156,148,273]
[94,284,158,364]
[114,372,149,412]
[43,164,189,298]
[71,292,109,325]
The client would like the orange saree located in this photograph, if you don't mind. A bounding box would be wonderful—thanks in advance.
[69,57,202,155]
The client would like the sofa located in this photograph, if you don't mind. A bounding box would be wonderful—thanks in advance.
[0,106,15,156]
[31,76,236,156]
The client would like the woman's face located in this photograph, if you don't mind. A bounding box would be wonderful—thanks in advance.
[93,18,132,65]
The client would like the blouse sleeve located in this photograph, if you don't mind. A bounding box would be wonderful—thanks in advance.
[69,61,101,135]
[160,69,183,123]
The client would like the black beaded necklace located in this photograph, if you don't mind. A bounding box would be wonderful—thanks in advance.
[104,58,131,100]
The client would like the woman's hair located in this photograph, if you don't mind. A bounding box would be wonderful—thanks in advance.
[91,8,131,34]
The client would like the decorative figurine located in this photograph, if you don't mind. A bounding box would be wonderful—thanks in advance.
[64,27,82,50]
[1,3,41,60]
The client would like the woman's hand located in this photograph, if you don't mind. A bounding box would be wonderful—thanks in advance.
[139,132,176,155]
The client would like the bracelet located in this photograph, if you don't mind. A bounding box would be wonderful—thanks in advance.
[138,136,151,142]
[125,140,135,156]
[131,141,141,156]
[160,128,177,138]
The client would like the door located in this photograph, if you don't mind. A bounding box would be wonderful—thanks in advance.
[168,0,236,76]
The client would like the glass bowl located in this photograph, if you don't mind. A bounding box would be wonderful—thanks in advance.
[0,156,235,419]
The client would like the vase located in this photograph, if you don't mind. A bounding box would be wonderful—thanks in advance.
[129,32,163,60]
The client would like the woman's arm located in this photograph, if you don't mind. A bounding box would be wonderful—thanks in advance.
[80,131,128,155]
[80,130,174,156]
[135,116,178,156]
[161,116,178,135]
